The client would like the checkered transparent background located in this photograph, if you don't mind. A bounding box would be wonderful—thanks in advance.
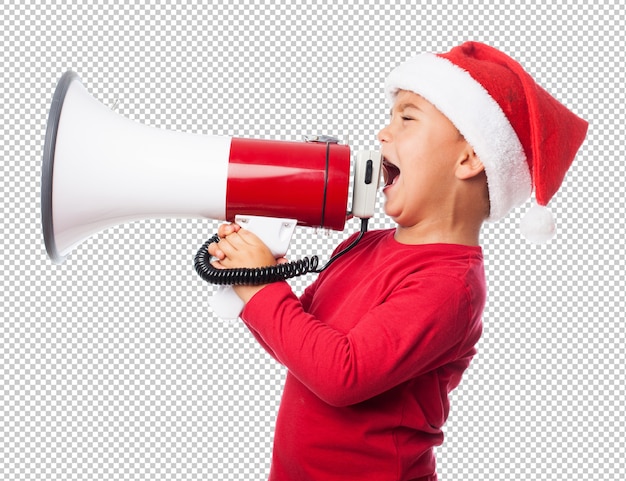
[2,0,624,479]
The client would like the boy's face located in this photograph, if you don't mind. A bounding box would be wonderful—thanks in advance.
[378,90,473,228]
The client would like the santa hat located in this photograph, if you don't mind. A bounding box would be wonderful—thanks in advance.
[385,41,588,243]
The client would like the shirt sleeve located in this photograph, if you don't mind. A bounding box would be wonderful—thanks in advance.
[243,276,321,362]
[240,273,480,407]
[245,233,358,360]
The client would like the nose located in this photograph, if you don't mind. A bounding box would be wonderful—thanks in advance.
[377,123,391,143]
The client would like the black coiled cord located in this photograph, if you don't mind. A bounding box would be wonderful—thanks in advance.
[194,234,320,285]
[193,218,369,286]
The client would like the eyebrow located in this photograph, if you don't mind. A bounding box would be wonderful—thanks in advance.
[390,102,423,117]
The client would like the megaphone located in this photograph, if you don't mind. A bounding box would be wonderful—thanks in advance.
[41,72,381,318]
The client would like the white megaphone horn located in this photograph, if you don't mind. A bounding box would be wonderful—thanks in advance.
[41,72,381,318]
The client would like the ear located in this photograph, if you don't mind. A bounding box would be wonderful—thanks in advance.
[455,148,485,180]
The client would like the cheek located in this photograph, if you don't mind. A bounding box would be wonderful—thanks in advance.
[396,141,422,172]
[399,153,450,196]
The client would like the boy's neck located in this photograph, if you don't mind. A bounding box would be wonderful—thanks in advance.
[393,216,483,246]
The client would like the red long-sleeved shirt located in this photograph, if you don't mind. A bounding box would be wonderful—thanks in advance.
[241,229,486,480]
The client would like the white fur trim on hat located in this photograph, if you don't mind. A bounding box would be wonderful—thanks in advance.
[385,53,532,221]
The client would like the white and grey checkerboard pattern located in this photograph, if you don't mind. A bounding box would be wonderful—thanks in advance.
[2,0,624,479]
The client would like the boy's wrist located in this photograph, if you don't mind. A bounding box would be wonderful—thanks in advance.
[233,284,267,304]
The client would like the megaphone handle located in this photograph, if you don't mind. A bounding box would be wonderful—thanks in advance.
[208,286,246,321]
[195,216,370,320]
[197,215,305,321]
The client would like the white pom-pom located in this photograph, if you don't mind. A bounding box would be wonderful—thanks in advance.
[520,203,556,243]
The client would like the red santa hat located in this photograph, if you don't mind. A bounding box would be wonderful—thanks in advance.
[385,41,588,243]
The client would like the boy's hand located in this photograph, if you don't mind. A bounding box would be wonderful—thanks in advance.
[208,222,241,263]
[207,223,281,303]
[208,223,277,269]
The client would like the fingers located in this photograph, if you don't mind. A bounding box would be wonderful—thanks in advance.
[217,222,240,237]
[207,237,227,260]
[207,225,276,270]
[209,236,240,261]
[214,228,264,254]
[208,223,241,260]
[213,231,258,263]
[234,227,264,246]
[210,259,226,269]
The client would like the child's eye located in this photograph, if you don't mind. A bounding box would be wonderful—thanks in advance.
[401,116,415,122]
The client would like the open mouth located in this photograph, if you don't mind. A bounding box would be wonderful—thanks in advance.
[382,158,400,187]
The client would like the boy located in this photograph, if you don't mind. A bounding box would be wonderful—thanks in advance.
[209,42,588,480]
